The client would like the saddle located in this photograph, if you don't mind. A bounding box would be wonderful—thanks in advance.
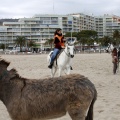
[50,49,64,65]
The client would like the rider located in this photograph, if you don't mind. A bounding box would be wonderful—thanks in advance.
[48,28,65,69]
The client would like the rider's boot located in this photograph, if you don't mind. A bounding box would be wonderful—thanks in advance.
[48,63,53,69]
[70,66,73,70]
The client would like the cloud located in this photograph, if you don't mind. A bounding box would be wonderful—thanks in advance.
[0,0,120,18]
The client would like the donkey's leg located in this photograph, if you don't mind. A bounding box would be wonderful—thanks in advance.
[67,101,91,120]
[67,106,87,120]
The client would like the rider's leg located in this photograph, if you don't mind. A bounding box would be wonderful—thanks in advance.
[48,48,60,69]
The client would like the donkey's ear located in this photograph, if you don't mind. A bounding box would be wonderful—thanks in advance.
[0,59,10,68]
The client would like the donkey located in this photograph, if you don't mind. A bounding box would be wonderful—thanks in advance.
[0,59,97,120]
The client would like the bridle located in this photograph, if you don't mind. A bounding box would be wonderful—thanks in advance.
[63,44,74,58]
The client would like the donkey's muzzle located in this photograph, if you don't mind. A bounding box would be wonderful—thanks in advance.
[71,55,74,58]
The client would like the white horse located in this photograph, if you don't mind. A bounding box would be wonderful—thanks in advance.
[47,42,75,77]
[106,43,114,53]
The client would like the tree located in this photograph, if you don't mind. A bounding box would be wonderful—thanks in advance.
[64,30,98,51]
[27,40,36,51]
[65,32,78,38]
[0,44,5,51]
[44,38,54,50]
[101,36,112,46]
[113,30,120,46]
[15,36,26,52]
[77,30,97,51]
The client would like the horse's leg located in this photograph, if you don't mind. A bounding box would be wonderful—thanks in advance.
[51,66,57,78]
[64,65,70,75]
[58,67,62,77]
[51,68,54,78]
[53,66,57,77]
[66,66,71,75]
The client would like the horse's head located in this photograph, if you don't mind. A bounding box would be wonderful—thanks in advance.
[65,43,75,58]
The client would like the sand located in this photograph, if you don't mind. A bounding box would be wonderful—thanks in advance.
[0,53,120,120]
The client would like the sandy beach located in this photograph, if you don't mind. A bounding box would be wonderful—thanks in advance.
[0,53,120,120]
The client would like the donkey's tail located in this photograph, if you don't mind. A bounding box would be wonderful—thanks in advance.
[85,89,97,120]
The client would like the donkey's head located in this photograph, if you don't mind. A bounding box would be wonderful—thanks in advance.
[0,59,10,69]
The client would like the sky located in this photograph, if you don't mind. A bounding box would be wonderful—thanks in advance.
[0,0,120,18]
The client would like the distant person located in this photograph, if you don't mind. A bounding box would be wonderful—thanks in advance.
[118,47,120,61]
[112,48,118,62]
[48,28,65,69]
[111,47,118,74]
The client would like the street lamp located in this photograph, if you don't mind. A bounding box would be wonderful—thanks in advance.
[39,30,43,53]
[47,24,50,39]
[4,32,7,51]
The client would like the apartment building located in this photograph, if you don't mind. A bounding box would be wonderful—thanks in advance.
[0,14,79,45]
[71,13,95,31]
[1,13,120,46]
[95,14,120,38]
[0,13,96,46]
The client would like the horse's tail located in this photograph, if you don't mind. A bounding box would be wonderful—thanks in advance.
[85,89,97,120]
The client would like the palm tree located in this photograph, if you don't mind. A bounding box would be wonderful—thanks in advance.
[102,36,112,46]
[0,44,5,51]
[15,36,26,52]
[27,40,36,51]
[113,30,120,46]
[44,38,54,50]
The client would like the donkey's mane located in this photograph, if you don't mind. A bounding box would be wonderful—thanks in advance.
[10,68,29,81]
[0,59,28,80]
[0,59,87,82]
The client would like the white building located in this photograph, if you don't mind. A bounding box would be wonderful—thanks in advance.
[95,14,120,38]
[0,13,96,46]
[1,13,120,46]
[71,13,95,31]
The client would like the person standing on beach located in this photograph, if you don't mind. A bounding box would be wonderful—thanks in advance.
[112,47,118,62]
[111,47,118,74]
[48,28,65,69]
[117,47,120,67]
[118,47,120,60]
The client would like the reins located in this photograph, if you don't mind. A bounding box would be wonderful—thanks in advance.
[63,49,71,57]
[63,44,74,58]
